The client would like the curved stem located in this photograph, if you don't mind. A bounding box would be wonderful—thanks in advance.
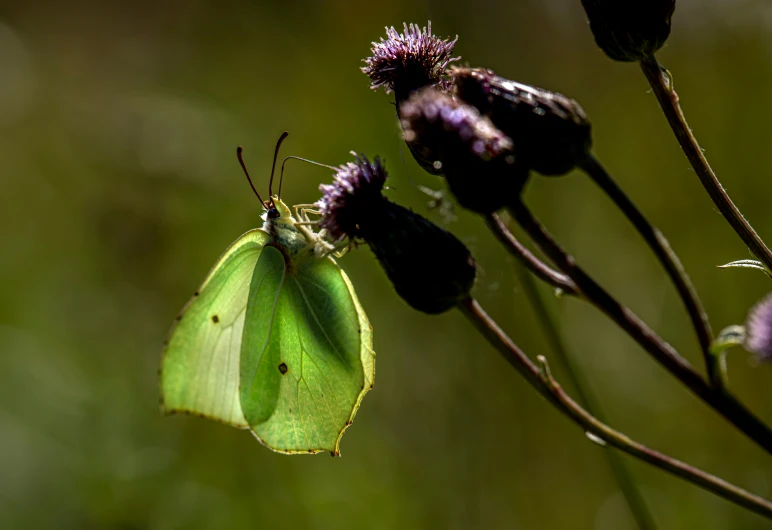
[485,213,579,296]
[580,155,719,387]
[639,54,772,272]
[508,200,772,455]
[458,297,772,520]
[516,265,657,529]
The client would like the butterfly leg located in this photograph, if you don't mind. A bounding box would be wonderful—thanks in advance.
[292,204,319,222]
[295,206,323,224]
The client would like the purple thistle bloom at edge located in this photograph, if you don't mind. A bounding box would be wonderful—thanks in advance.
[361,22,459,99]
[745,293,772,361]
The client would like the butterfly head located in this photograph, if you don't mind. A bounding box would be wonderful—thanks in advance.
[237,134,325,257]
[261,196,292,224]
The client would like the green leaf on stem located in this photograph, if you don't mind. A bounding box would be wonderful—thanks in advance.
[710,325,746,357]
[717,259,772,278]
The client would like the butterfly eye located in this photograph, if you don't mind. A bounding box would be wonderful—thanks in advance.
[267,208,280,220]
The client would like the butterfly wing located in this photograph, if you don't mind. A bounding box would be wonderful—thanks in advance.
[240,245,375,454]
[160,229,270,428]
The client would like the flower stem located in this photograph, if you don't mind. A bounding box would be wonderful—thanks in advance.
[508,200,772,454]
[515,264,657,530]
[580,155,719,388]
[458,297,772,519]
[485,213,579,296]
[639,54,772,272]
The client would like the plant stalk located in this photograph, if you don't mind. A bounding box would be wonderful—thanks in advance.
[639,54,772,272]
[515,264,657,530]
[486,213,579,296]
[580,154,719,387]
[458,297,772,520]
[508,200,772,455]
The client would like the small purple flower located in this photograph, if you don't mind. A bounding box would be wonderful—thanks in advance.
[317,153,476,314]
[361,22,458,100]
[400,88,513,164]
[317,154,388,241]
[745,293,772,361]
[399,88,527,213]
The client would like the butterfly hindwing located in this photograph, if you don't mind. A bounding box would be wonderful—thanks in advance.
[240,245,375,454]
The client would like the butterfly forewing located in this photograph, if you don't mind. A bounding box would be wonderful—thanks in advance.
[160,229,270,427]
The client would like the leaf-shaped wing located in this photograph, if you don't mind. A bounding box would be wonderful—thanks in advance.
[240,246,375,454]
[160,229,270,428]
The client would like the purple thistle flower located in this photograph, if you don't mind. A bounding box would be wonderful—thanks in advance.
[400,88,513,163]
[745,293,772,361]
[361,22,459,101]
[399,88,527,213]
[317,154,388,241]
[316,153,476,314]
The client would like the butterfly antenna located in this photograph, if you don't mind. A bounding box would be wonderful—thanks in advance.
[267,131,290,205]
[279,156,338,199]
[237,146,267,208]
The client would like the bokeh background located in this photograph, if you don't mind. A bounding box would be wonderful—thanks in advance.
[3,0,772,528]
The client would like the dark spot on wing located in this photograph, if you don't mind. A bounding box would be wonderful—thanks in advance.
[194,291,199,297]
[278,362,288,375]
[211,315,219,323]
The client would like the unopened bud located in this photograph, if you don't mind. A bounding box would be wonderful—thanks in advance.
[581,0,676,62]
[452,67,591,176]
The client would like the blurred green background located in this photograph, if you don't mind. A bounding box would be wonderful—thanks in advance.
[3,0,772,528]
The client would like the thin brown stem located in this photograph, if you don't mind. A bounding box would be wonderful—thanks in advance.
[508,201,772,455]
[516,264,656,530]
[639,54,772,272]
[485,213,579,296]
[458,297,772,519]
[580,155,718,387]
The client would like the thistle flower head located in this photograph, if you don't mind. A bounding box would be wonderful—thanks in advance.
[581,0,676,62]
[745,293,772,361]
[317,154,388,241]
[316,154,476,314]
[452,67,592,176]
[399,87,527,213]
[400,88,513,162]
[362,22,458,100]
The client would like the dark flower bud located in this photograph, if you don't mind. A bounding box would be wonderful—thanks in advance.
[399,87,528,213]
[364,201,477,314]
[452,67,591,176]
[361,22,458,104]
[317,154,476,314]
[581,0,676,62]
[744,293,772,361]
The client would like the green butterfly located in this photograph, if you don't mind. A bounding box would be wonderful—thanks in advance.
[160,133,375,455]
